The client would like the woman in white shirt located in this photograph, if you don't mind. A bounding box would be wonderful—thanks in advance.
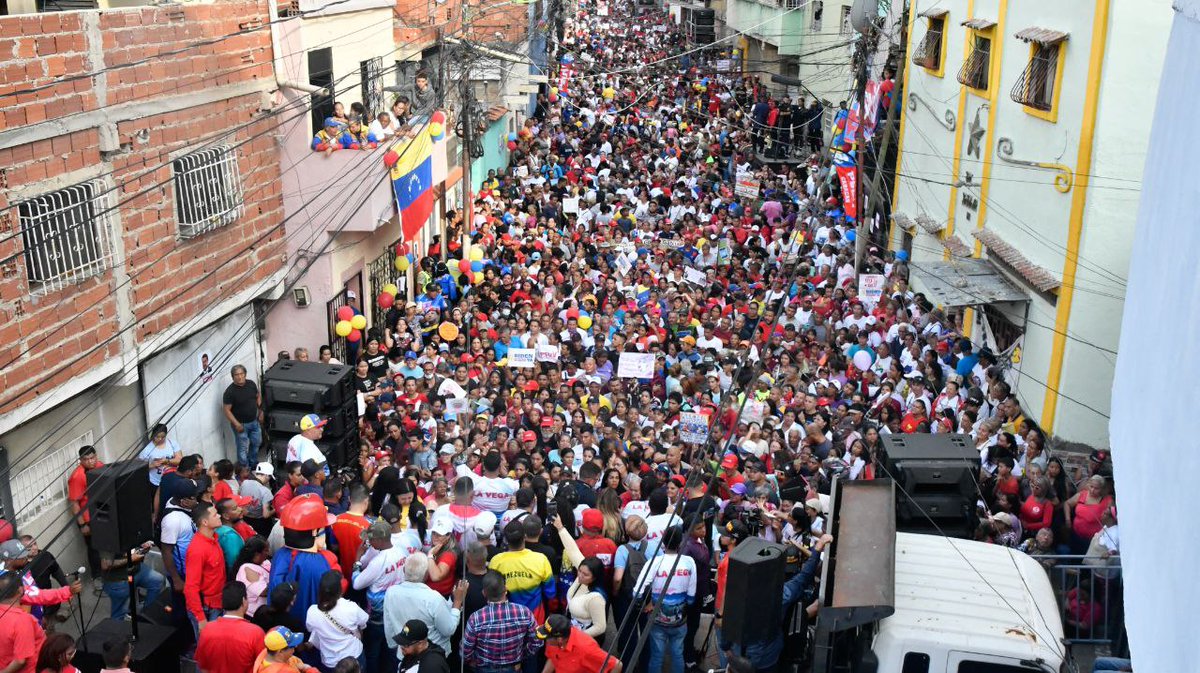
[553,518,609,643]
[307,570,369,669]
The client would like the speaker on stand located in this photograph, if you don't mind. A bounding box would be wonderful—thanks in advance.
[722,537,787,644]
[263,361,359,470]
[87,461,154,555]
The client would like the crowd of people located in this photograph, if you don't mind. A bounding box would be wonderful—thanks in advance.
[0,2,1123,673]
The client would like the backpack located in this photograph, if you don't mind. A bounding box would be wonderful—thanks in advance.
[619,541,649,600]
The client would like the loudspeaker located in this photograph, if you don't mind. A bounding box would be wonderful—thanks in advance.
[263,360,354,410]
[87,461,154,555]
[74,619,178,673]
[723,537,786,644]
[692,8,715,25]
[881,434,979,534]
[268,403,357,437]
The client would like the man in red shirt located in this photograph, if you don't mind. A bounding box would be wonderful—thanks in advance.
[331,484,371,574]
[272,461,304,515]
[0,573,43,673]
[576,510,617,580]
[184,501,226,638]
[538,614,621,673]
[67,445,103,578]
[195,582,266,673]
[717,453,744,500]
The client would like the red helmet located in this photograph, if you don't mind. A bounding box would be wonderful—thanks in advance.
[279,494,337,532]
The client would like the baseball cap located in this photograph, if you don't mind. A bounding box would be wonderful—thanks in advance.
[322,117,345,130]
[536,614,572,640]
[254,462,275,478]
[720,519,749,543]
[0,540,30,562]
[299,414,328,431]
[393,619,429,647]
[521,430,537,442]
[681,336,696,346]
[430,517,455,536]
[232,495,255,508]
[473,517,496,538]
[439,443,457,455]
[362,520,392,542]
[581,509,603,532]
[720,453,739,470]
[540,416,554,428]
[730,482,747,496]
[265,626,304,652]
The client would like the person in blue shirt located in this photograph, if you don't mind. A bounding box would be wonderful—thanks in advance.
[955,339,980,378]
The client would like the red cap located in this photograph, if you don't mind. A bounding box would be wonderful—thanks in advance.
[540,416,554,428]
[522,430,537,442]
[581,509,604,532]
[461,354,475,363]
[816,397,831,407]
[721,453,739,470]
[374,451,390,462]
[233,495,255,508]
[671,474,686,487]
[524,381,540,392]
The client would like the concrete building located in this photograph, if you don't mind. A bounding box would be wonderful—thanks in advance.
[0,1,287,569]
[890,0,1171,447]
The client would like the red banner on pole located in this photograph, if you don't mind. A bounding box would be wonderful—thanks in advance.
[836,163,858,220]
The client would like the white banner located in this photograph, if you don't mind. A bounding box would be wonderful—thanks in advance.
[508,348,536,368]
[685,267,707,286]
[617,352,656,379]
[859,273,886,305]
[536,345,560,362]
[563,197,580,214]
[679,412,709,444]
[446,397,470,415]
[742,400,767,425]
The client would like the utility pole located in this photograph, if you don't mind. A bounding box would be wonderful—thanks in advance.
[460,75,473,260]
[438,28,449,263]
[852,37,869,273]
[862,3,908,248]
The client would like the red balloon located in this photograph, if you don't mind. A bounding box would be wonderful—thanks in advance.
[336,306,354,322]
[465,271,475,284]
[347,329,363,343]
[507,141,517,151]
[378,293,395,309]
[382,150,399,169]
[566,308,580,320]
[458,259,472,273]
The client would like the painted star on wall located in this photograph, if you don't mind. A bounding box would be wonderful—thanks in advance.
[967,107,985,159]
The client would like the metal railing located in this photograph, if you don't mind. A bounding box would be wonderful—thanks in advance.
[366,238,403,330]
[911,23,943,70]
[16,181,114,295]
[172,146,244,239]
[1031,554,1125,649]
[1010,44,1059,111]
[957,38,992,90]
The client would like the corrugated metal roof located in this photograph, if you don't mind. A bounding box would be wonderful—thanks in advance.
[961,18,997,29]
[876,533,1064,666]
[919,7,949,18]
[1014,27,1069,44]
[910,258,1028,306]
[486,105,509,122]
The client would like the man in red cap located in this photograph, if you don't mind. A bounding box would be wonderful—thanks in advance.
[575,509,618,582]
[717,453,745,500]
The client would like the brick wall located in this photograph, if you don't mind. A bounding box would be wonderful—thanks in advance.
[0,1,285,415]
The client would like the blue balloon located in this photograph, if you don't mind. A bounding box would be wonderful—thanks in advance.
[896,250,910,262]
[470,261,483,272]
[508,132,517,142]
[845,229,856,242]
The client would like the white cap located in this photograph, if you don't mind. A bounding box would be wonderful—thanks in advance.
[439,443,457,455]
[430,517,454,536]
[254,462,275,477]
[346,290,357,299]
[472,516,496,538]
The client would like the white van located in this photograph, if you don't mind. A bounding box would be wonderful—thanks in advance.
[815,480,1067,673]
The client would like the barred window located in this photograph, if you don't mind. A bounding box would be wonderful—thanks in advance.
[810,0,823,32]
[912,15,946,72]
[1010,29,1068,116]
[840,5,852,35]
[17,181,113,293]
[172,146,244,239]
[11,431,92,527]
[957,33,992,90]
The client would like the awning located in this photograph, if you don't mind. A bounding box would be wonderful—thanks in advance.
[972,227,1063,292]
[961,18,997,30]
[915,213,945,234]
[919,7,949,18]
[1014,27,1069,45]
[910,258,1028,307]
[891,212,915,231]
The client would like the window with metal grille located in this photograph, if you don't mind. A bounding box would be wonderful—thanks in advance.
[957,34,992,90]
[172,146,243,238]
[17,181,113,293]
[1011,42,1060,111]
[810,1,823,31]
[11,431,92,527]
[361,56,385,121]
[912,16,945,71]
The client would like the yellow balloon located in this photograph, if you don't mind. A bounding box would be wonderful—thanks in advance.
[578,315,593,330]
[350,314,367,331]
[428,122,443,138]
[446,260,460,275]
[469,247,484,262]
[382,283,399,296]
[395,256,410,272]
[335,320,352,337]
[472,272,485,284]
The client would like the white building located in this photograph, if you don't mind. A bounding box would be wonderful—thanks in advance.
[891,0,1171,447]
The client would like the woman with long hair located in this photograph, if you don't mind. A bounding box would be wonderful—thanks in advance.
[425,521,460,598]
[35,634,77,673]
[233,536,271,616]
[551,516,609,644]
[596,488,625,544]
[306,571,368,671]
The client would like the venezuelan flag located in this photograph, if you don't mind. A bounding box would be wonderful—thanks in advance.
[387,131,435,242]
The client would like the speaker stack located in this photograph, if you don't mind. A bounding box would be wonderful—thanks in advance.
[722,537,787,644]
[880,433,979,536]
[263,360,358,469]
[689,8,715,45]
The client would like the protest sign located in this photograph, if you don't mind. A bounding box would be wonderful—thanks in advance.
[507,348,536,368]
[536,345,560,362]
[563,197,580,214]
[685,267,707,286]
[446,398,470,415]
[679,412,710,444]
[742,400,767,425]
[859,273,886,304]
[617,352,655,379]
[735,174,760,199]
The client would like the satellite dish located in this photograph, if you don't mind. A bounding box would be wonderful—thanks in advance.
[850,0,878,34]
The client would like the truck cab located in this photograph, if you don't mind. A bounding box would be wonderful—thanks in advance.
[814,480,1067,673]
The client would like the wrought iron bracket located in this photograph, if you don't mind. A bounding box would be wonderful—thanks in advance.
[907,92,956,131]
[996,137,1073,193]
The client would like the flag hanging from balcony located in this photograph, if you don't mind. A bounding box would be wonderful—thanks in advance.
[833,151,857,221]
[385,129,435,243]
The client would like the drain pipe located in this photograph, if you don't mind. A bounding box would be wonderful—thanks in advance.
[269,0,326,95]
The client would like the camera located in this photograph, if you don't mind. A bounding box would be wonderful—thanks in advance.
[736,506,764,536]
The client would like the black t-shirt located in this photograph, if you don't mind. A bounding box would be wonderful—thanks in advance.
[222,381,259,423]
[363,348,389,379]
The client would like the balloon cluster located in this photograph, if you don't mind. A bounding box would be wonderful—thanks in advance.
[393,242,415,273]
[446,245,491,285]
[565,307,593,330]
[333,305,366,343]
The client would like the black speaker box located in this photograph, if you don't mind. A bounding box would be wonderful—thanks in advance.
[723,537,786,644]
[692,8,715,25]
[263,360,354,410]
[74,619,179,673]
[268,402,357,437]
[87,461,154,555]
